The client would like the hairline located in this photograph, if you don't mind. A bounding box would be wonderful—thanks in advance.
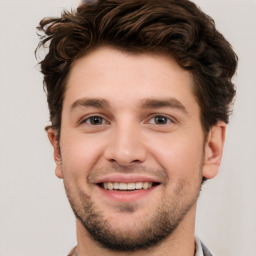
[50,44,213,136]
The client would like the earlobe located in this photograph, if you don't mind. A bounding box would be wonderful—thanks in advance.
[203,121,226,179]
[47,128,63,179]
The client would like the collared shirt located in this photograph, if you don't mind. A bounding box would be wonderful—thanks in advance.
[195,237,204,256]
[68,238,213,256]
[195,237,214,256]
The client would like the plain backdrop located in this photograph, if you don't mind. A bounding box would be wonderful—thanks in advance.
[0,0,256,255]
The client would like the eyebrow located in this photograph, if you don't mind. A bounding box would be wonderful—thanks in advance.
[71,98,110,110]
[70,97,188,114]
[140,98,188,114]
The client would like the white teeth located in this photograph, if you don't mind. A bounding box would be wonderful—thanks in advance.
[143,182,149,189]
[107,182,114,190]
[135,182,143,189]
[127,183,136,190]
[113,182,119,189]
[119,183,127,190]
[102,181,153,190]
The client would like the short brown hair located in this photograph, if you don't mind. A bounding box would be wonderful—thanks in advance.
[36,0,238,133]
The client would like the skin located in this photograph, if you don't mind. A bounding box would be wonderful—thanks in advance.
[48,47,226,256]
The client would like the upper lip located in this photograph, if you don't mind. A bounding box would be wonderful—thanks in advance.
[93,174,162,184]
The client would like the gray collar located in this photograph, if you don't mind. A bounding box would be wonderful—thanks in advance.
[201,241,213,256]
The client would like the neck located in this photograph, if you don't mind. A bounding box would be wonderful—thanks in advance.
[76,204,197,256]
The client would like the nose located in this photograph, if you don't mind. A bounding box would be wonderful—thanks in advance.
[104,123,147,166]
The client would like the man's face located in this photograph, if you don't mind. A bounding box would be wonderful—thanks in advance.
[50,47,221,251]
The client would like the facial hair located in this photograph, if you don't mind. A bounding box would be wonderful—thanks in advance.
[63,165,203,252]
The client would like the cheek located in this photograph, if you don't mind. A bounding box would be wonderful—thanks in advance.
[60,134,105,176]
[148,132,204,178]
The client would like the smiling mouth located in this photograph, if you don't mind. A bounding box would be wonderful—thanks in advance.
[98,181,160,191]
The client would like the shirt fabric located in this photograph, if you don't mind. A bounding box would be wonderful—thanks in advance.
[195,237,214,256]
[68,238,213,256]
[195,237,204,256]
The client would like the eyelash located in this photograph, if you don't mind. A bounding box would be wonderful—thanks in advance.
[147,115,173,125]
[80,114,174,126]
[81,115,109,125]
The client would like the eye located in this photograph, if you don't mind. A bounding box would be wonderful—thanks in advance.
[83,116,108,125]
[148,115,172,125]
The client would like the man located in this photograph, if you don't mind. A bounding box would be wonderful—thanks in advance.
[36,0,237,255]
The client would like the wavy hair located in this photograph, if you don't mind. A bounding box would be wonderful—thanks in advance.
[36,0,238,133]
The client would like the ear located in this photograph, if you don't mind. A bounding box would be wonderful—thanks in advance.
[202,121,226,179]
[47,128,63,179]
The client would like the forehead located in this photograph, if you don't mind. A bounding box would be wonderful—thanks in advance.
[63,46,198,110]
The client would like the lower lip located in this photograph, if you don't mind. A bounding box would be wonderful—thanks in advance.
[97,185,159,202]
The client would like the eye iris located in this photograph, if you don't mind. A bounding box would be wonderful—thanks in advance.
[155,116,167,124]
[90,116,102,125]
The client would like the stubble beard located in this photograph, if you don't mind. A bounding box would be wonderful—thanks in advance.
[63,171,202,252]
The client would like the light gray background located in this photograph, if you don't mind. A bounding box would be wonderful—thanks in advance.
[0,0,255,255]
